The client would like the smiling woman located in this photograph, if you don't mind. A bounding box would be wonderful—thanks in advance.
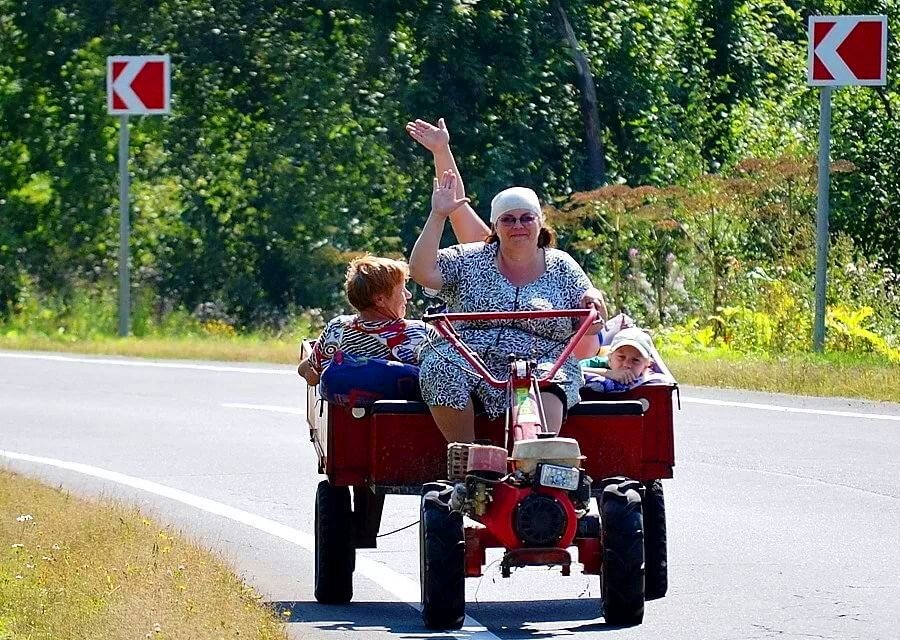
[408,171,606,442]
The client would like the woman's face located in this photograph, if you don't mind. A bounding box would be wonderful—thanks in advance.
[378,280,412,319]
[495,208,541,248]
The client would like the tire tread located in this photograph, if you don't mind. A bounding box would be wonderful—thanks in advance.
[315,480,354,604]
[600,480,645,626]
[420,492,466,629]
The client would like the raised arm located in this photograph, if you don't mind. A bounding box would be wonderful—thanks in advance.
[406,118,490,243]
[409,170,469,290]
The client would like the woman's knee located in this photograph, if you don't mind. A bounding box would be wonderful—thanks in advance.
[539,391,565,432]
[429,401,476,442]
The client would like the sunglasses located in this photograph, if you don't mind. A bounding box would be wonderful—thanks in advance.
[497,213,539,227]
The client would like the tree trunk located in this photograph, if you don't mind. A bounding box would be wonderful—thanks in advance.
[551,0,607,187]
[697,0,740,168]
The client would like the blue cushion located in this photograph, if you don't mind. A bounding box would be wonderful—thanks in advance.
[320,351,422,408]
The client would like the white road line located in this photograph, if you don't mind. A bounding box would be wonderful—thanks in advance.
[681,396,900,422]
[0,450,499,639]
[0,352,292,375]
[6,350,899,422]
[223,403,306,415]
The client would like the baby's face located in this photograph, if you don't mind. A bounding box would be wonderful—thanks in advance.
[609,345,651,376]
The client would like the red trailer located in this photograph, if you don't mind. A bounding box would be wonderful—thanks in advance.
[302,310,677,628]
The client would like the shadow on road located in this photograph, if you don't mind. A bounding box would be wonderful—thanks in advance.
[267,599,626,637]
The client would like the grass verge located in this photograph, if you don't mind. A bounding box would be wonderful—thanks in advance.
[0,470,288,640]
[664,349,900,403]
[2,334,899,403]
[0,334,298,364]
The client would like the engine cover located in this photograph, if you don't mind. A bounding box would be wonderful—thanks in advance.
[515,494,568,547]
[510,437,584,475]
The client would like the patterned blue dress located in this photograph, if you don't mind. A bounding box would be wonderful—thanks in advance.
[419,242,592,418]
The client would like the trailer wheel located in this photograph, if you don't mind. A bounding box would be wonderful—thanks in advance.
[420,491,465,629]
[314,480,354,604]
[600,479,645,626]
[642,480,668,600]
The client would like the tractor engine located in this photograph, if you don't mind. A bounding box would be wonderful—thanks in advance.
[514,493,569,547]
[460,438,591,550]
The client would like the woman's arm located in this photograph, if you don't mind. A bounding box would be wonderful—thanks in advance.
[409,170,469,290]
[406,118,490,243]
[573,333,601,359]
[298,320,341,385]
[580,287,609,323]
[297,358,320,385]
[549,250,606,356]
[571,285,607,357]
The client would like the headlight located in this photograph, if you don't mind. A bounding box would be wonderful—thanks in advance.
[538,464,581,491]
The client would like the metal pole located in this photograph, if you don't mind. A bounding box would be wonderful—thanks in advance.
[118,114,130,337]
[813,86,832,352]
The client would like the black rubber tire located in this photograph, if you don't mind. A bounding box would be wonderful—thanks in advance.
[421,481,453,496]
[642,479,668,600]
[314,480,355,604]
[600,479,645,626]
[420,492,466,629]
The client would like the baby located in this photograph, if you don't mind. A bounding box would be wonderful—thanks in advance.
[582,327,655,393]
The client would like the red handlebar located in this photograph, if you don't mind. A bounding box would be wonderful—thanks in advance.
[423,308,599,389]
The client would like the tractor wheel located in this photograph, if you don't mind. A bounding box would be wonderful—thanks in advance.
[421,481,453,496]
[420,490,465,629]
[314,480,355,604]
[600,478,645,626]
[642,479,668,600]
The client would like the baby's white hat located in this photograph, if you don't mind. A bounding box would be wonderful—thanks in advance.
[609,327,654,359]
[490,187,542,224]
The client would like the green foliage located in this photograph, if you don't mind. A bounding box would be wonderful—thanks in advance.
[0,276,325,344]
[556,153,900,358]
[0,0,897,362]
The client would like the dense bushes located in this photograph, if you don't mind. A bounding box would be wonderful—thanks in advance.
[0,1,898,356]
[551,155,900,356]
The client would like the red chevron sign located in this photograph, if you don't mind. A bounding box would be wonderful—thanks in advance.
[107,55,171,115]
[808,16,887,86]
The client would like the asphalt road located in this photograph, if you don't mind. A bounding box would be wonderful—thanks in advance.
[1,350,899,640]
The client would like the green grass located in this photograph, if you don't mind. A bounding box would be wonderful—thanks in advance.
[0,470,288,640]
[663,349,900,403]
[0,333,298,364]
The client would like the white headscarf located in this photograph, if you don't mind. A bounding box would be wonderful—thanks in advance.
[489,187,542,224]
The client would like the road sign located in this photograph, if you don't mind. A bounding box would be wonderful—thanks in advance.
[107,55,171,115]
[808,15,887,86]
[807,15,888,352]
[107,55,171,336]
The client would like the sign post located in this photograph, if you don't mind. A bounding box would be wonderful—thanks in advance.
[814,86,832,353]
[107,55,171,336]
[807,15,887,351]
[118,113,130,338]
